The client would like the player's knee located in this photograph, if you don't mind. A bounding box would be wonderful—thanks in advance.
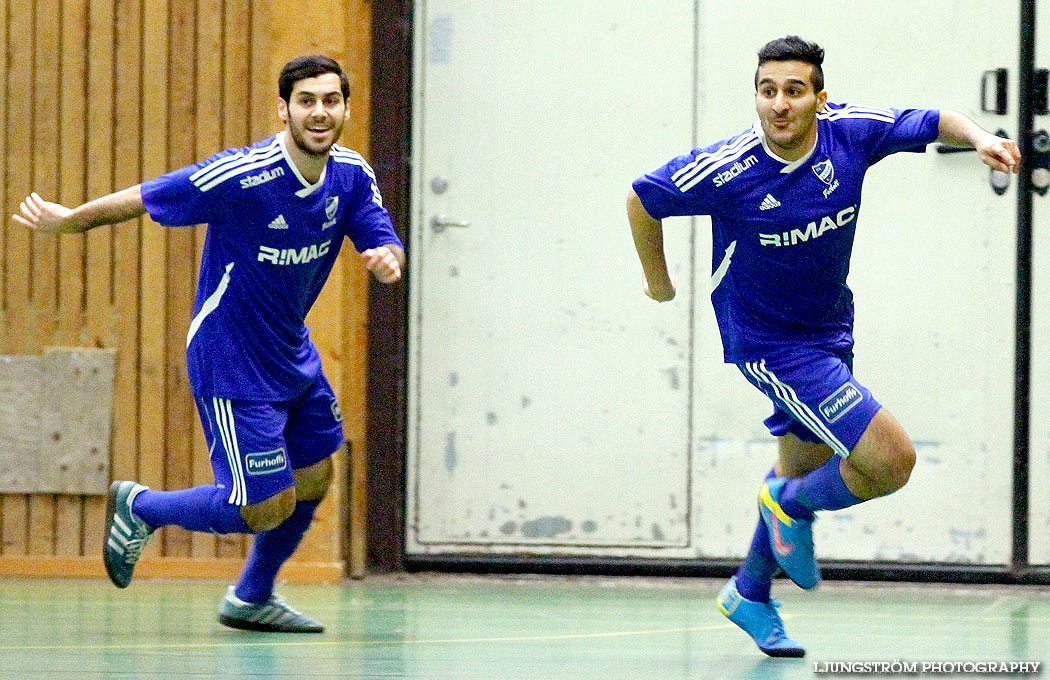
[294,456,334,502]
[886,440,916,493]
[864,439,915,497]
[241,487,296,532]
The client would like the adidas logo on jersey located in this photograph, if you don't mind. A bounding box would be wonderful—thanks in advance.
[268,214,289,230]
[759,194,781,210]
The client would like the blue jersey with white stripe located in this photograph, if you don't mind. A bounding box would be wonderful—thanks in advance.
[141,131,403,400]
[633,103,939,362]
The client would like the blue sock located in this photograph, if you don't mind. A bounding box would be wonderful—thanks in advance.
[779,455,863,519]
[734,469,778,603]
[132,485,251,534]
[234,500,319,604]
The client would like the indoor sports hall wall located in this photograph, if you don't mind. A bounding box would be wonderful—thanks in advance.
[404,1,1050,575]
[0,0,375,580]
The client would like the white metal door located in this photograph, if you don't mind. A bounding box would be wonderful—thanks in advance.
[407,1,698,554]
[689,1,1021,563]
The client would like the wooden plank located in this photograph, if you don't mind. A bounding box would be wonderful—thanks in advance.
[138,0,169,512]
[110,0,143,488]
[81,496,105,558]
[57,0,87,348]
[5,0,33,357]
[343,0,373,155]
[249,0,274,141]
[81,0,116,560]
[191,0,223,560]
[84,0,114,350]
[0,0,8,354]
[3,0,37,557]
[212,0,251,563]
[31,0,59,349]
[54,0,89,559]
[53,495,81,557]
[343,0,373,577]
[161,0,198,559]
[223,0,251,148]
[27,0,62,557]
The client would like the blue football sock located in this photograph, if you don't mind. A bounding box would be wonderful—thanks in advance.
[234,500,319,604]
[735,469,778,603]
[132,485,251,534]
[779,455,863,519]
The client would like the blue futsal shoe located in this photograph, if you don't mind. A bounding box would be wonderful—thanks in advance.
[758,478,821,589]
[218,586,325,633]
[718,577,805,658]
[103,481,155,588]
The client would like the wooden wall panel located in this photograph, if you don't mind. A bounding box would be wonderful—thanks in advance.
[29,0,61,556]
[138,0,169,507]
[217,0,252,562]
[162,0,199,561]
[193,0,223,561]
[343,0,374,577]
[54,0,90,559]
[0,0,374,582]
[4,0,35,556]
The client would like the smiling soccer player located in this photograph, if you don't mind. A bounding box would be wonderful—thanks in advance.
[14,54,405,633]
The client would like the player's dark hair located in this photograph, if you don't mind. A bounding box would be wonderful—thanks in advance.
[755,36,825,92]
[279,55,350,103]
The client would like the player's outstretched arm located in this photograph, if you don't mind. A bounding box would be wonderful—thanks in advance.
[12,185,146,234]
[361,243,405,284]
[627,189,675,302]
[937,109,1022,174]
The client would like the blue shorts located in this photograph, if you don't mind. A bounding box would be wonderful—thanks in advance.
[736,347,881,458]
[196,373,345,506]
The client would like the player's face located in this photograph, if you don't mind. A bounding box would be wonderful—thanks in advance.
[279,73,349,157]
[755,61,827,160]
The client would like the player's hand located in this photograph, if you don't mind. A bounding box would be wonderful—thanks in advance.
[361,246,402,284]
[11,193,76,233]
[643,273,675,302]
[975,133,1022,174]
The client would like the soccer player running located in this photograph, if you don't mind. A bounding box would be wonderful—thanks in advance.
[12,55,405,633]
[628,36,1020,657]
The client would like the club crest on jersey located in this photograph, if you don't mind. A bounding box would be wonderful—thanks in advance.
[322,196,339,230]
[812,159,839,198]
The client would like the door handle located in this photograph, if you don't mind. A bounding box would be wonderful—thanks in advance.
[430,214,471,233]
[1033,130,1049,196]
[981,68,1008,115]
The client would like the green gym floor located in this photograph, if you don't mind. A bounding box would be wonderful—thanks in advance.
[0,574,1046,679]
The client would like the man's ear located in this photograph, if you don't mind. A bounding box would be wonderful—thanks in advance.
[277,97,289,122]
[816,90,828,112]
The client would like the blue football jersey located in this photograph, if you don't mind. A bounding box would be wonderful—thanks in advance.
[141,131,404,400]
[633,103,939,362]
